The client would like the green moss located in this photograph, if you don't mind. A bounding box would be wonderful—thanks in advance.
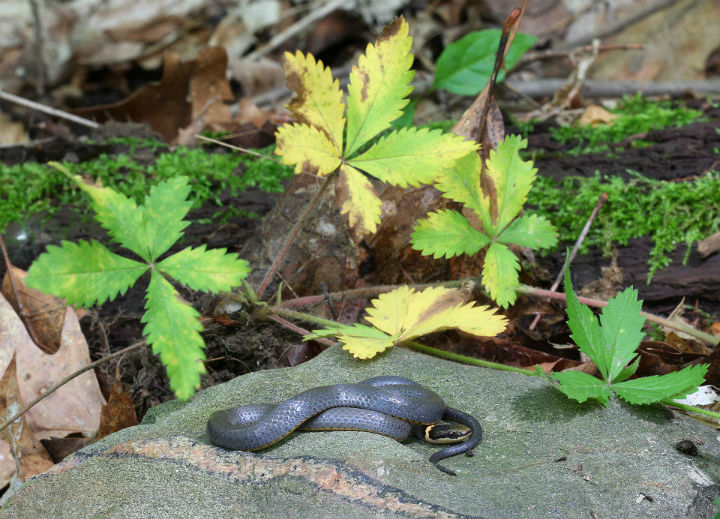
[528,170,720,281]
[550,93,704,155]
[0,143,292,232]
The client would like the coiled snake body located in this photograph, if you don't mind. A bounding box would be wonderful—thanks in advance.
[207,376,481,475]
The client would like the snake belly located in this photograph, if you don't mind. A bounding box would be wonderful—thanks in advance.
[207,376,481,474]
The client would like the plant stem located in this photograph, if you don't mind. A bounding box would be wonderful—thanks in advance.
[278,279,468,309]
[404,340,538,376]
[663,400,720,421]
[517,284,720,346]
[256,173,335,299]
[269,306,538,376]
[0,340,146,433]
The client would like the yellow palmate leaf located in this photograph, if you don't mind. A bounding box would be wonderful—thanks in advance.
[364,285,413,335]
[345,16,414,156]
[275,123,341,175]
[336,165,382,235]
[283,51,345,154]
[365,285,507,342]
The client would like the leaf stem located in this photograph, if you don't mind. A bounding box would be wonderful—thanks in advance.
[256,173,336,299]
[269,306,538,376]
[663,400,720,421]
[0,339,146,433]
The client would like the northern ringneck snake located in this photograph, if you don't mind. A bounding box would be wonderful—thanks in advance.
[207,376,482,475]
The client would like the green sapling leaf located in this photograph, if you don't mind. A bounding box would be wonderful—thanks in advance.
[483,242,518,308]
[141,176,193,261]
[599,287,645,382]
[549,370,612,405]
[611,365,709,405]
[143,270,206,400]
[612,357,640,384]
[157,245,250,292]
[500,214,558,249]
[26,240,147,307]
[554,262,709,406]
[563,259,609,380]
[411,209,489,258]
[433,29,537,96]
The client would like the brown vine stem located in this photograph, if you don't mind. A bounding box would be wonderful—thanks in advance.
[277,277,718,346]
[0,340,146,433]
[529,192,608,330]
[256,173,336,299]
[517,284,719,346]
[278,279,468,309]
[269,306,538,376]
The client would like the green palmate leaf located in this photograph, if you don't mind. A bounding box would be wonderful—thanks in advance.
[66,172,149,261]
[345,16,414,156]
[500,214,558,249]
[25,240,147,307]
[433,29,537,96]
[157,245,250,292]
[141,177,193,261]
[612,365,709,405]
[335,165,383,234]
[348,127,477,187]
[434,153,490,229]
[564,261,609,380]
[143,270,206,400]
[482,242,519,308]
[484,135,536,232]
[275,123,342,175]
[613,357,640,383]
[411,209,490,258]
[600,287,646,382]
[549,370,612,405]
[283,50,345,153]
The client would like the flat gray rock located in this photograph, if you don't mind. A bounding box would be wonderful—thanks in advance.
[2,345,719,518]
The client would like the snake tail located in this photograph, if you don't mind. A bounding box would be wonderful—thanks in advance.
[428,406,483,476]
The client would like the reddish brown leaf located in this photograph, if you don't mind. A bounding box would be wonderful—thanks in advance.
[0,354,54,484]
[96,376,138,441]
[1,265,65,354]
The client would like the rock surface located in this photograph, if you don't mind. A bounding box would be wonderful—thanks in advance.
[2,345,719,518]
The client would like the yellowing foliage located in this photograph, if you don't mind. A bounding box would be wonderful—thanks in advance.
[274,16,477,236]
[307,285,507,359]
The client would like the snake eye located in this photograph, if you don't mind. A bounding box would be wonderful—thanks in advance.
[424,423,472,444]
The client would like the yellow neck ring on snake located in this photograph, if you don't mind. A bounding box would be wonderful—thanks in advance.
[207,376,482,476]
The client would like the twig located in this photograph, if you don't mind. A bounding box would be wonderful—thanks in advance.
[246,0,350,60]
[529,193,608,330]
[517,43,644,67]
[517,284,720,346]
[256,173,336,299]
[27,0,46,95]
[195,134,286,166]
[0,89,99,129]
[476,8,521,140]
[557,0,680,50]
[0,340,146,433]
[503,79,720,99]
[266,314,334,347]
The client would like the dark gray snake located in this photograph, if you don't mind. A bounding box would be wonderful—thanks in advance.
[207,376,482,475]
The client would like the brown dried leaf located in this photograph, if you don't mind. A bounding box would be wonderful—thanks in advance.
[97,377,138,441]
[1,265,65,354]
[0,291,104,451]
[0,354,54,486]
